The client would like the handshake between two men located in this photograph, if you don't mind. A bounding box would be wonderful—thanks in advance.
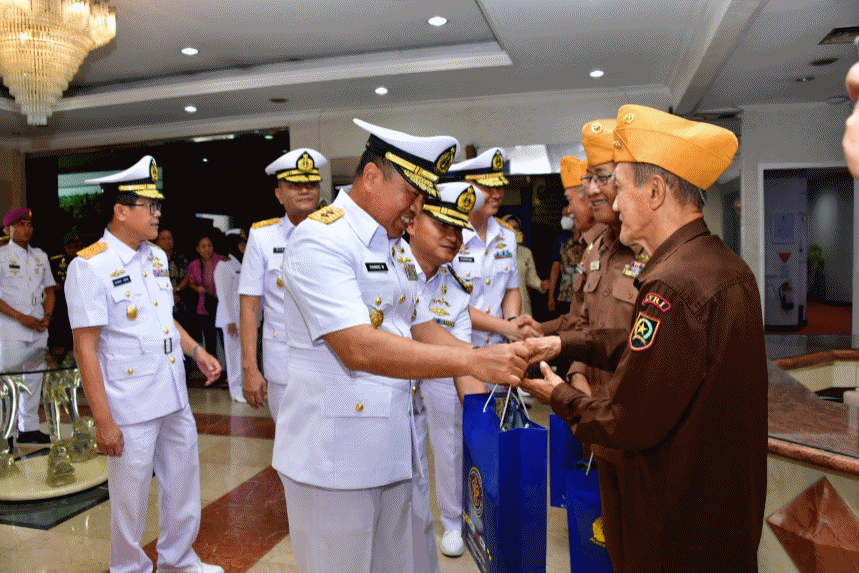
[464,317,582,404]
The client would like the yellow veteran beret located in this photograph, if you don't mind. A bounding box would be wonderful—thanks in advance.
[612,104,738,190]
[559,156,587,189]
[582,119,617,167]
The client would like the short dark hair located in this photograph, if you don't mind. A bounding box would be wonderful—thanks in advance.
[355,148,396,179]
[630,163,705,209]
[102,191,138,226]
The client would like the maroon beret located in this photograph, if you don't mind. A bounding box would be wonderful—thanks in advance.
[3,208,31,227]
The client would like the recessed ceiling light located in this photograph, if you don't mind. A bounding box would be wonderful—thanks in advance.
[181,47,199,56]
[269,97,288,103]
[264,134,274,140]
[202,158,208,162]
[184,105,197,113]
[590,69,604,78]
[428,16,447,27]
[375,86,388,95]
[795,76,815,82]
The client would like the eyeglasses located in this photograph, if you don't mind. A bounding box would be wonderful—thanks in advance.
[128,201,162,215]
[580,173,615,187]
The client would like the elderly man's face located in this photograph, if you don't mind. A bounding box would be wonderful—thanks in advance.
[566,185,595,232]
[613,162,652,252]
[584,162,619,226]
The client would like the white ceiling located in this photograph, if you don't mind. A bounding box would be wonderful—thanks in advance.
[0,0,856,146]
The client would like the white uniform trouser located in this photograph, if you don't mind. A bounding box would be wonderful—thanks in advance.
[109,405,201,573]
[262,337,288,420]
[219,328,242,400]
[413,388,441,573]
[281,474,414,573]
[421,378,463,532]
[1,337,47,434]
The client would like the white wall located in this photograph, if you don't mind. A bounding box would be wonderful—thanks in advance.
[740,102,854,319]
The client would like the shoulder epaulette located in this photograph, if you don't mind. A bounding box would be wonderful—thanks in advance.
[308,206,345,225]
[50,254,64,260]
[252,217,281,229]
[77,242,108,260]
[495,216,515,232]
[635,251,650,263]
[448,265,473,294]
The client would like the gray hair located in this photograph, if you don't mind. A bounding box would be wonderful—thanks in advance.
[630,162,706,208]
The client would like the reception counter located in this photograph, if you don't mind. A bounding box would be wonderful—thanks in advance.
[762,334,859,573]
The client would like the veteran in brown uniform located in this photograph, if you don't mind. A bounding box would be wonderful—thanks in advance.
[540,156,595,339]
[522,105,767,573]
[532,120,648,566]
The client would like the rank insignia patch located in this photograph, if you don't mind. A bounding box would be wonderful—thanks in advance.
[643,293,671,312]
[629,312,660,351]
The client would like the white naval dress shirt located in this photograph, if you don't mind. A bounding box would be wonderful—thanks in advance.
[214,254,242,329]
[65,230,186,426]
[273,191,433,490]
[0,241,55,343]
[452,216,519,346]
[238,216,294,341]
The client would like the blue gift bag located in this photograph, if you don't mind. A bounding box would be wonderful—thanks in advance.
[549,414,581,508]
[462,391,547,573]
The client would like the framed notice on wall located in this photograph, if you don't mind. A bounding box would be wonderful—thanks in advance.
[772,212,795,244]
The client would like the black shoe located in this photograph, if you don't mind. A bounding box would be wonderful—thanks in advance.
[16,430,52,444]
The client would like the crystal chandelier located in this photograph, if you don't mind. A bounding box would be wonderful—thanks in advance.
[0,0,116,125]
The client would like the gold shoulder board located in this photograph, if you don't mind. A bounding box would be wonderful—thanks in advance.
[77,242,108,260]
[448,265,473,294]
[252,217,281,229]
[50,254,64,260]
[494,216,515,231]
[308,206,345,225]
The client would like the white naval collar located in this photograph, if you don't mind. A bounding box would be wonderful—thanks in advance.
[3,240,31,258]
[333,190,392,251]
[462,216,503,250]
[102,228,152,266]
[279,215,297,240]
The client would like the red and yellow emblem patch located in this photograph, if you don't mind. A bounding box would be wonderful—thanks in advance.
[629,312,660,351]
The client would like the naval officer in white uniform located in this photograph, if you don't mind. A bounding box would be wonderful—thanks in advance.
[214,229,246,402]
[238,148,328,414]
[66,156,223,573]
[0,207,55,444]
[406,181,488,571]
[273,119,531,573]
[448,148,539,350]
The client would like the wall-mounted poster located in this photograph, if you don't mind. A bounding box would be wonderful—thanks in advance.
[772,212,795,244]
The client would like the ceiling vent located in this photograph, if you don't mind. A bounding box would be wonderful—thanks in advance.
[819,26,859,45]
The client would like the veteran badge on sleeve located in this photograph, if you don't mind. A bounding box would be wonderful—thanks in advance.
[629,312,660,351]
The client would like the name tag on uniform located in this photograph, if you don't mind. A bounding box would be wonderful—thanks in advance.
[113,276,131,287]
[273,247,284,254]
[590,260,600,271]
[365,262,388,272]
[8,264,20,270]
[458,256,475,263]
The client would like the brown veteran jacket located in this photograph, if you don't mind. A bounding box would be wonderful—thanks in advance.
[550,218,768,573]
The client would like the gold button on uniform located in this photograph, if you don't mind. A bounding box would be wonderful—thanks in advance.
[485,336,490,343]
[485,307,491,313]
[412,386,417,395]
[399,294,406,304]
[170,357,176,363]
[273,332,277,338]
[356,402,364,412]
[142,271,147,278]
[153,299,158,306]
[276,276,284,288]
[125,291,130,297]
[375,296,382,305]
[127,368,134,375]
[163,328,169,334]
[486,278,491,285]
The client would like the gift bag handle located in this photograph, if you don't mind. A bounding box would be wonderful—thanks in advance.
[482,384,531,429]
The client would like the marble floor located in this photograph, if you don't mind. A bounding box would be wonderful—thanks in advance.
[0,386,573,573]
